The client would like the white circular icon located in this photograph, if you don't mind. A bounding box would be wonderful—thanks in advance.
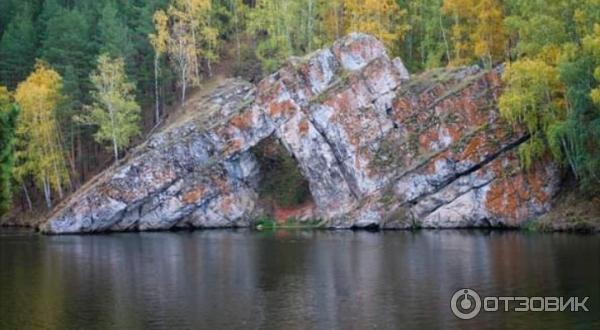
[450,288,482,320]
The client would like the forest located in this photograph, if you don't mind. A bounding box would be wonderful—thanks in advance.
[0,0,599,217]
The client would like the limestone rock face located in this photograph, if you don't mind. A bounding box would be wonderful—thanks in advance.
[42,33,559,234]
[43,81,263,234]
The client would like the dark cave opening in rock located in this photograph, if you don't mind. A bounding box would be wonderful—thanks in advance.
[251,136,315,222]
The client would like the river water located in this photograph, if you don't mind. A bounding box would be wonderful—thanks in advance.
[0,229,598,329]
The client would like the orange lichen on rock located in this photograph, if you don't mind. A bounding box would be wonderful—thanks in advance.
[485,170,523,223]
[101,167,178,204]
[224,139,243,154]
[323,87,371,149]
[486,181,529,225]
[297,58,333,94]
[483,153,553,225]
[219,195,234,213]
[256,79,284,104]
[325,91,353,115]
[298,119,310,136]
[268,99,298,118]
[422,85,448,105]
[230,111,254,130]
[445,126,463,143]
[437,94,486,128]
[424,151,448,174]
[484,70,502,95]
[461,135,486,162]
[183,186,207,205]
[526,161,552,205]
[325,77,371,116]
[391,97,414,122]
[418,129,440,150]
[273,201,316,224]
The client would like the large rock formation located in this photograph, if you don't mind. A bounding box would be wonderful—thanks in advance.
[42,34,559,234]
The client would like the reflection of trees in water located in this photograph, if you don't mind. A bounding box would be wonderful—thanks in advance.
[0,234,66,329]
[484,232,599,328]
[49,235,137,329]
[48,231,263,328]
[0,230,598,328]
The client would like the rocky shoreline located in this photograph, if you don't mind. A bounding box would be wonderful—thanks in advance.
[2,214,599,233]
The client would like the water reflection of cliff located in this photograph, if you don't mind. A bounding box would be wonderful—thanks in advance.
[0,230,598,329]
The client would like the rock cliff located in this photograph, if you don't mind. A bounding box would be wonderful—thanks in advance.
[42,34,559,234]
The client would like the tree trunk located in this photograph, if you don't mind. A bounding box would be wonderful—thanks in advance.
[307,0,313,53]
[192,28,200,82]
[43,176,52,210]
[77,133,85,183]
[107,104,119,164]
[233,0,241,64]
[154,54,161,126]
[69,125,77,188]
[440,14,451,63]
[52,160,64,200]
[22,182,32,211]
[335,3,341,39]
[112,136,119,164]
[181,69,187,104]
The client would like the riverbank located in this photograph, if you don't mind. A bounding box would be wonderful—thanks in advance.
[3,178,599,234]
[3,196,599,234]
[0,210,44,229]
[527,191,600,233]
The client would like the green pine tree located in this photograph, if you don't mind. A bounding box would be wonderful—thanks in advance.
[41,8,93,102]
[0,9,36,89]
[0,87,19,215]
[96,2,133,62]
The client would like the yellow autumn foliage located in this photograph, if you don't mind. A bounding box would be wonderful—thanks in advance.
[14,62,70,207]
[343,0,410,51]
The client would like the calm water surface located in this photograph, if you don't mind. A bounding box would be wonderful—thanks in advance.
[0,229,598,329]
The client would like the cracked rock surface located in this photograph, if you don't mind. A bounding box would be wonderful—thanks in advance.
[42,34,559,234]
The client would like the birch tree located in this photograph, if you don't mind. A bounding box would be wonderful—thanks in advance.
[80,54,141,164]
[14,62,70,209]
[443,0,506,66]
[153,0,219,103]
[343,0,410,52]
[149,10,169,125]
